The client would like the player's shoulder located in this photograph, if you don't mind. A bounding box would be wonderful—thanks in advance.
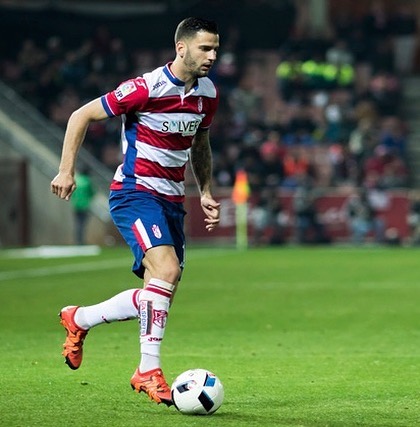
[197,77,218,99]
[117,66,166,93]
[112,77,148,101]
[142,65,168,89]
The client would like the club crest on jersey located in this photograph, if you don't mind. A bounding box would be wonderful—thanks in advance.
[115,81,137,100]
[152,224,162,239]
[153,309,168,329]
[197,96,203,113]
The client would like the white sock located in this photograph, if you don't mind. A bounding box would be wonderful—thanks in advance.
[74,289,142,330]
[138,279,174,373]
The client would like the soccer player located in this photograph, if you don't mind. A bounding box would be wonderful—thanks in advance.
[50,17,221,407]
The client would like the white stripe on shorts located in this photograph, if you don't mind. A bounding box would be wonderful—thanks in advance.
[134,218,152,249]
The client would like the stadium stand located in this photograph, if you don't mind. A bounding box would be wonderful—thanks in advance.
[0,0,419,246]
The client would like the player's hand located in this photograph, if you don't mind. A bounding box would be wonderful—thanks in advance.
[51,172,76,201]
[201,194,221,232]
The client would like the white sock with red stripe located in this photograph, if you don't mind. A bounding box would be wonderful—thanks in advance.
[74,289,142,330]
[138,278,174,373]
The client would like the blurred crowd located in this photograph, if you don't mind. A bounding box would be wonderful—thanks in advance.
[0,1,418,245]
[211,1,415,195]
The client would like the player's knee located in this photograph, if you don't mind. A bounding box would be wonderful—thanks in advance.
[162,262,182,284]
[146,259,181,284]
[143,247,182,283]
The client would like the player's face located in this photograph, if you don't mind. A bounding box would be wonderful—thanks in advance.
[182,31,219,78]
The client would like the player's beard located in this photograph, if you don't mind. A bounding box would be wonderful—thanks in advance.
[184,50,209,78]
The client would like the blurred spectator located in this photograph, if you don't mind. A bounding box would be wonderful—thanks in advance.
[238,145,266,192]
[91,24,112,56]
[212,51,239,91]
[348,117,377,182]
[345,187,385,244]
[323,89,355,143]
[60,49,89,86]
[210,24,241,93]
[300,53,328,91]
[407,190,420,245]
[366,70,401,115]
[213,155,235,187]
[363,145,408,189]
[353,98,379,124]
[228,74,264,139]
[331,8,356,43]
[105,37,132,77]
[16,39,46,108]
[249,188,286,246]
[276,52,304,102]
[45,36,64,63]
[48,87,82,128]
[371,37,395,73]
[213,143,240,187]
[391,3,418,75]
[380,151,409,188]
[284,104,317,145]
[282,145,314,189]
[326,39,354,66]
[362,0,392,54]
[292,179,329,244]
[258,130,286,188]
[260,130,287,160]
[328,143,356,185]
[378,116,407,158]
[347,26,372,65]
[71,167,96,245]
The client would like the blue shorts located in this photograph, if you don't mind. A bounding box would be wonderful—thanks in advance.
[109,190,186,279]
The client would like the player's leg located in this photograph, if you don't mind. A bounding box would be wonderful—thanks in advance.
[128,197,186,406]
[60,288,142,370]
[137,246,180,373]
[130,245,180,406]
[59,190,149,370]
[67,288,142,329]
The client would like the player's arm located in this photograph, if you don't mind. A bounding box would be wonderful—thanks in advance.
[191,129,221,231]
[51,98,108,201]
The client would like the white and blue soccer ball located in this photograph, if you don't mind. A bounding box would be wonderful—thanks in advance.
[171,368,224,415]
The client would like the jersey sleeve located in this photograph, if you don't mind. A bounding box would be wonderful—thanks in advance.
[199,86,219,130]
[101,78,149,117]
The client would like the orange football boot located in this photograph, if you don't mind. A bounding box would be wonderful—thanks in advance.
[59,306,88,370]
[130,368,173,406]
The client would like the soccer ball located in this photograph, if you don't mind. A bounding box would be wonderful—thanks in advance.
[171,368,224,415]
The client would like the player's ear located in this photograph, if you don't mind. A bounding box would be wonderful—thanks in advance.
[176,41,185,58]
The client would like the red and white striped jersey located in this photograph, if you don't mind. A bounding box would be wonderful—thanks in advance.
[101,62,219,202]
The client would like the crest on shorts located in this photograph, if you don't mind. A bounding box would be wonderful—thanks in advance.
[153,309,168,328]
[152,224,162,239]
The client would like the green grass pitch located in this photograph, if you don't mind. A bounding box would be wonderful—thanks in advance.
[0,246,419,427]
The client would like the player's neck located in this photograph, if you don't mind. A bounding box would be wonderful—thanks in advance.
[169,60,196,93]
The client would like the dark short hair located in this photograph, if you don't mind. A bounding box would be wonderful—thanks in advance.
[174,17,218,43]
